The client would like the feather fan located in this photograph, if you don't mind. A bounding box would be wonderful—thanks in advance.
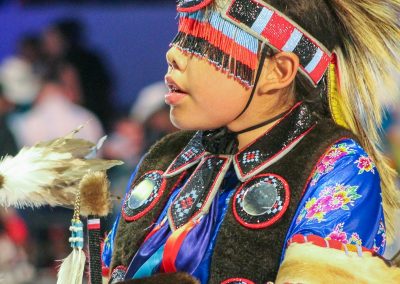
[0,128,122,208]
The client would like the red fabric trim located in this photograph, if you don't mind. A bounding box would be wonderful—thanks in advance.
[178,17,258,69]
[161,220,197,272]
[233,173,290,229]
[261,13,295,50]
[177,0,214,13]
[289,234,374,254]
[221,278,255,284]
[122,170,167,222]
[102,266,110,278]
[168,156,230,230]
[143,221,164,244]
[139,171,189,248]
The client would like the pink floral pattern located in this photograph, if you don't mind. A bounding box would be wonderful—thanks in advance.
[325,223,362,245]
[297,184,361,223]
[355,156,375,174]
[310,143,355,186]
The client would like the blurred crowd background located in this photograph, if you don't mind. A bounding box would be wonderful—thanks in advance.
[0,1,399,283]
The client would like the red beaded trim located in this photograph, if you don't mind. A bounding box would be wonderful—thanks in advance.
[221,278,255,284]
[233,173,290,229]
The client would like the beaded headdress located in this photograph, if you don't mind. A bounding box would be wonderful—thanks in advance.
[174,0,332,88]
[173,0,400,240]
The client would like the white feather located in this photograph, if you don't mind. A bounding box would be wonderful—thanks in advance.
[0,148,71,207]
[0,133,122,208]
[57,249,86,284]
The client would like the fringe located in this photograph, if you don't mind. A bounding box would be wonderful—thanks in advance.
[172,10,259,88]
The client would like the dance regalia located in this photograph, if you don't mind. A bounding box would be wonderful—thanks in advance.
[103,0,400,282]
[102,103,385,283]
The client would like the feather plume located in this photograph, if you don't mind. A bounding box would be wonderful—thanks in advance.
[79,171,111,217]
[0,129,123,208]
[327,0,400,240]
[57,249,86,284]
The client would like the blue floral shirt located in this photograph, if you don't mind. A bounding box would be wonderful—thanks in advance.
[285,138,386,254]
[103,138,386,280]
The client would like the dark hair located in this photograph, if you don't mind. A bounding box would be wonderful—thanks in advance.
[41,61,70,85]
[265,0,342,118]
[52,18,84,47]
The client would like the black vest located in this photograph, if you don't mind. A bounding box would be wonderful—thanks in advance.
[110,118,355,284]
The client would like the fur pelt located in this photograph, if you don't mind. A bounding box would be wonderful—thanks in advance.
[276,243,400,284]
[118,272,200,284]
[79,171,111,217]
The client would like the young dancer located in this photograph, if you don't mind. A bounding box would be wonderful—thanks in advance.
[103,1,400,283]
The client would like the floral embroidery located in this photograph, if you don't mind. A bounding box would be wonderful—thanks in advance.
[349,232,362,246]
[310,143,355,185]
[355,156,375,174]
[326,223,348,243]
[297,184,362,223]
[325,223,362,245]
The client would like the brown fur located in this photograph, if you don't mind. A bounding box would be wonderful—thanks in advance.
[0,174,4,189]
[118,272,199,284]
[79,171,111,217]
[276,243,400,284]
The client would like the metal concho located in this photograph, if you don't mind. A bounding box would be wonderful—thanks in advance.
[122,171,166,221]
[233,174,290,229]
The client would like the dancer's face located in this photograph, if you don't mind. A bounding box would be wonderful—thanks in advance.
[164,46,252,130]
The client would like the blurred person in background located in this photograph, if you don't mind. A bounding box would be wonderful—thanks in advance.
[0,83,18,158]
[7,61,104,279]
[18,33,45,76]
[11,61,104,148]
[130,81,177,153]
[0,208,35,283]
[42,18,115,131]
[0,54,40,112]
[0,49,40,150]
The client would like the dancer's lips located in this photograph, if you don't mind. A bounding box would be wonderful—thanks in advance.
[165,77,188,105]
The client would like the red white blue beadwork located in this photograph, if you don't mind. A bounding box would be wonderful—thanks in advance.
[233,174,290,229]
[168,155,231,230]
[242,150,261,164]
[110,266,126,284]
[222,0,332,85]
[122,171,166,222]
[234,102,316,181]
[165,131,205,177]
[177,0,214,12]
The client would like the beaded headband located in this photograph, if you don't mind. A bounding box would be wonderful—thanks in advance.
[173,0,333,87]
